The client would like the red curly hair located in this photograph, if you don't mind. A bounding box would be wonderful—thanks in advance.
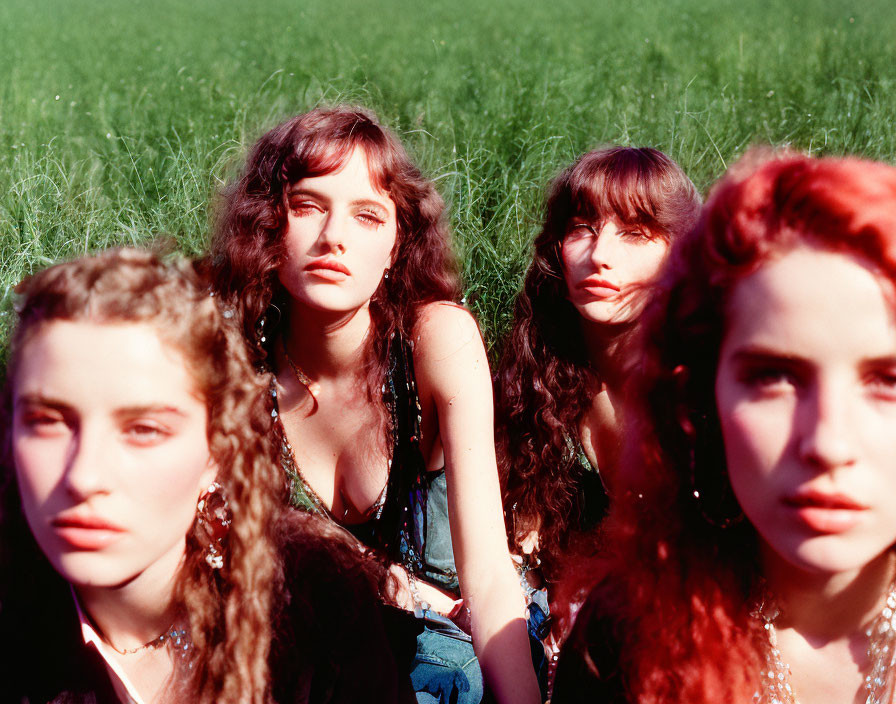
[207,105,460,395]
[559,150,896,703]
[495,147,700,582]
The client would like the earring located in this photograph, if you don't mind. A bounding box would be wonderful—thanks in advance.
[196,481,232,569]
[383,268,390,280]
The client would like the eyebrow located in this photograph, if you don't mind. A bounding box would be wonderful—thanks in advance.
[285,187,390,212]
[729,346,896,368]
[15,394,188,418]
[729,347,807,366]
[14,394,71,412]
[111,405,189,420]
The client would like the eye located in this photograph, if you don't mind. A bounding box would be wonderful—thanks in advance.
[865,369,896,400]
[738,365,800,392]
[288,199,322,217]
[123,422,171,445]
[21,410,67,435]
[619,227,654,242]
[567,222,597,240]
[356,209,386,227]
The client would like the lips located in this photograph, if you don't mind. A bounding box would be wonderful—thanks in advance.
[51,514,125,550]
[576,277,620,299]
[784,489,868,511]
[305,257,350,280]
[577,277,620,291]
[782,489,869,534]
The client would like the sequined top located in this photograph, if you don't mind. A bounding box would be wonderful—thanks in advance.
[272,334,461,593]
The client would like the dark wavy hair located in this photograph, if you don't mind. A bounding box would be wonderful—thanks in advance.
[207,105,460,393]
[1,248,284,703]
[495,147,700,581]
[563,150,896,703]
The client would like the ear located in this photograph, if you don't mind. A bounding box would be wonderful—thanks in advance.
[197,455,219,498]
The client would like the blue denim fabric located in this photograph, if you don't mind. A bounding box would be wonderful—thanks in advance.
[417,471,460,593]
[411,611,483,704]
[410,473,549,701]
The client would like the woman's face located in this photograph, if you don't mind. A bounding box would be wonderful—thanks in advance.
[561,217,669,325]
[278,147,398,315]
[12,321,216,589]
[715,245,896,577]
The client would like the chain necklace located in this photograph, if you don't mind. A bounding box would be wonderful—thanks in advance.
[281,336,321,398]
[107,625,191,657]
[752,583,896,704]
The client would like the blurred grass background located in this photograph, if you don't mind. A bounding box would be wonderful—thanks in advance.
[2,0,895,354]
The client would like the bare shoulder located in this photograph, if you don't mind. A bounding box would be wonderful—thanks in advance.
[411,302,490,398]
[413,301,482,347]
[412,301,484,361]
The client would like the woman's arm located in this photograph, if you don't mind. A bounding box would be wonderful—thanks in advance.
[413,302,541,704]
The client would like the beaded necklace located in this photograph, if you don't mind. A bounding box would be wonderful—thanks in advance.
[752,583,896,704]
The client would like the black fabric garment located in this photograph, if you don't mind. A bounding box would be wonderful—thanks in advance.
[278,334,457,590]
[573,459,611,536]
[1,513,414,704]
[1,562,121,704]
[550,586,628,704]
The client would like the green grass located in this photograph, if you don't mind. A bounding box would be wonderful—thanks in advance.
[2,0,896,357]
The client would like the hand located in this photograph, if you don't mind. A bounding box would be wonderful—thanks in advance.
[388,563,461,616]
[414,578,464,616]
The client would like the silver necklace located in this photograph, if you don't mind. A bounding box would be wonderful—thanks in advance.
[752,584,896,704]
[107,626,191,657]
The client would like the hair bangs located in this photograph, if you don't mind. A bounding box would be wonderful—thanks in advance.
[569,150,675,234]
[280,114,397,196]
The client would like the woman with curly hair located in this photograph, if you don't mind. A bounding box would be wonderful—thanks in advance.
[1,247,412,703]
[208,106,540,704]
[553,151,896,704]
[495,147,700,585]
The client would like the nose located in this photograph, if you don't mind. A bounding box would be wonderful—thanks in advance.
[317,211,345,254]
[589,223,621,270]
[62,426,110,500]
[797,378,857,471]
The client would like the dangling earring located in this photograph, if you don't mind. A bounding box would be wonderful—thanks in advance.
[196,481,232,569]
[383,268,390,280]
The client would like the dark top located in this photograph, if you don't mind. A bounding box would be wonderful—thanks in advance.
[550,585,627,704]
[572,448,611,535]
[0,513,415,704]
[275,335,461,594]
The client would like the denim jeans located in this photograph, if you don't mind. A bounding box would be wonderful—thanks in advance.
[410,610,483,704]
[409,472,548,702]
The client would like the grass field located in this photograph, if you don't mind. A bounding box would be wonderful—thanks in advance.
[2,0,896,356]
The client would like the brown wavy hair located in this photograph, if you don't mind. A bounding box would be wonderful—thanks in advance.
[1,248,284,703]
[495,147,700,581]
[563,150,896,702]
[206,105,460,393]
